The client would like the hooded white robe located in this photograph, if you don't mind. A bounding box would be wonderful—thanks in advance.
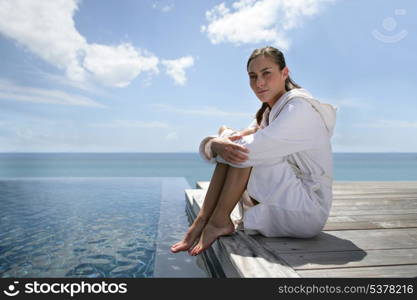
[199,88,337,238]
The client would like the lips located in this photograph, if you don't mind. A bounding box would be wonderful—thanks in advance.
[258,90,268,94]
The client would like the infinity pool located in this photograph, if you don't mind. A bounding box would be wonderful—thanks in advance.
[0,177,206,278]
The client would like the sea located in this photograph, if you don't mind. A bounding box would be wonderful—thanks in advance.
[1,152,417,185]
[1,152,416,278]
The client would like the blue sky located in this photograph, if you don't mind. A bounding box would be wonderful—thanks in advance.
[0,0,416,152]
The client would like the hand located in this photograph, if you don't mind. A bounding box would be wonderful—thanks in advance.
[211,137,249,164]
[227,127,258,142]
[228,134,243,142]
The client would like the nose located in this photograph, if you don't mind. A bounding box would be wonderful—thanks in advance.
[256,77,265,89]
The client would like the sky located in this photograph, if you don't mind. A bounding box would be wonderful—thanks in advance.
[0,0,416,153]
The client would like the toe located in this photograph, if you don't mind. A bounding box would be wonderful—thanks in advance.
[170,246,180,253]
[171,241,189,253]
[191,246,199,256]
[187,241,198,254]
[196,246,203,256]
[170,246,179,253]
[189,247,196,255]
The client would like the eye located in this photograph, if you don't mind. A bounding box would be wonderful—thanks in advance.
[263,71,270,76]
[249,75,257,80]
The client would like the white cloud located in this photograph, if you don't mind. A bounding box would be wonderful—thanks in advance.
[0,0,86,81]
[152,2,174,12]
[0,0,159,88]
[153,103,252,118]
[83,44,159,87]
[355,120,417,129]
[90,120,169,129]
[0,79,104,107]
[161,56,194,85]
[201,0,334,49]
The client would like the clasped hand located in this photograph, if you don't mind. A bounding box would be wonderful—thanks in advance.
[211,126,250,164]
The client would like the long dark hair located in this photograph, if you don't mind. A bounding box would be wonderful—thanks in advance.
[247,46,301,126]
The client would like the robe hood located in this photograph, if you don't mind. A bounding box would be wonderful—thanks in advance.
[269,88,337,137]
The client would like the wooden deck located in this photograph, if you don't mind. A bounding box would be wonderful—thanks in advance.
[185,181,417,278]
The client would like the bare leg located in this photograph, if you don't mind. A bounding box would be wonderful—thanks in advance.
[189,165,252,256]
[170,163,230,253]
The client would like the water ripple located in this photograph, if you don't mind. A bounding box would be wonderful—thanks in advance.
[0,178,161,278]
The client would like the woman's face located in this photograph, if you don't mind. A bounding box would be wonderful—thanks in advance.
[248,55,289,108]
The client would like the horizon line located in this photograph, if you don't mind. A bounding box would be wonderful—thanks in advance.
[1,152,417,154]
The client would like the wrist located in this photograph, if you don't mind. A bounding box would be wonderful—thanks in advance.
[210,138,219,157]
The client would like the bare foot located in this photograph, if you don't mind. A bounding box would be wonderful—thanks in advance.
[170,216,207,253]
[189,218,235,256]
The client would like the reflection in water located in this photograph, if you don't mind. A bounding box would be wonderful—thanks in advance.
[0,178,161,278]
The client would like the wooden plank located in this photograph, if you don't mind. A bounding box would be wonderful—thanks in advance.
[297,264,417,278]
[328,214,417,222]
[219,232,300,278]
[330,204,417,212]
[334,186,417,189]
[280,248,417,270]
[334,188,417,192]
[329,209,417,216]
[334,185,417,190]
[323,219,417,231]
[193,181,417,278]
[333,186,417,190]
[332,198,417,205]
[333,181,417,187]
[334,194,417,199]
[330,204,417,211]
[368,219,417,229]
[333,192,417,197]
[324,221,384,231]
[334,193,417,197]
[253,228,417,254]
[333,186,417,191]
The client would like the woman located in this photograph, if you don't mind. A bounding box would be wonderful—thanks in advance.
[171,46,337,256]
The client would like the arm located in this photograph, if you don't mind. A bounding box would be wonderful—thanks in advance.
[215,98,327,168]
[232,126,260,139]
[198,135,218,163]
[198,119,257,164]
[217,123,259,139]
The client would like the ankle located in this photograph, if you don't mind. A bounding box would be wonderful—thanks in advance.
[195,214,209,224]
[208,215,233,228]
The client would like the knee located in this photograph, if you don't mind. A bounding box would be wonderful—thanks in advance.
[229,165,252,173]
[216,162,229,168]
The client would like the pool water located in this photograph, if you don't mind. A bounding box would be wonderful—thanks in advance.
[0,177,206,278]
